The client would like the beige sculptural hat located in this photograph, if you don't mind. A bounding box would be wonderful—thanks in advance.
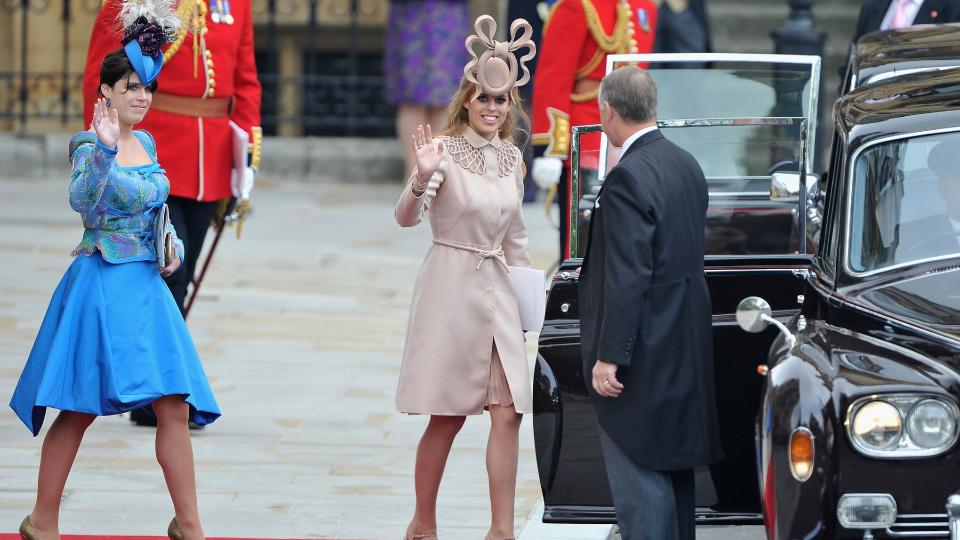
[463,15,537,97]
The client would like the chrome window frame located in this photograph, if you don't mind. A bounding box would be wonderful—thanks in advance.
[601,53,822,181]
[569,116,811,257]
[843,126,960,278]
[570,124,604,258]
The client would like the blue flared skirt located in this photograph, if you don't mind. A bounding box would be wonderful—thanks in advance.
[10,253,221,435]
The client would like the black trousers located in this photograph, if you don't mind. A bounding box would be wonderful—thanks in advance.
[163,196,220,313]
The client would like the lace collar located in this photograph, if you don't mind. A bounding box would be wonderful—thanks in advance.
[444,127,519,177]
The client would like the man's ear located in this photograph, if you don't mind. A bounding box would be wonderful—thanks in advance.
[606,101,621,123]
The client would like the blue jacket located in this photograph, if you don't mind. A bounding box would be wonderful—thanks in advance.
[68,130,184,264]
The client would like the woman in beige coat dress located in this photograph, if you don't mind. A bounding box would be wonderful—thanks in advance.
[396,15,536,540]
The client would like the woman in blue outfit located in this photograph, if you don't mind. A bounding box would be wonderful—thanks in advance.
[9,12,219,540]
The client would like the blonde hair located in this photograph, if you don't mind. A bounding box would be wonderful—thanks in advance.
[440,78,530,147]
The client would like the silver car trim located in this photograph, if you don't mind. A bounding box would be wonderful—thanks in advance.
[598,53,821,185]
[844,395,960,459]
[864,66,960,87]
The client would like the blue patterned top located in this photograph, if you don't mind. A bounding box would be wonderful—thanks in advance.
[68,130,184,265]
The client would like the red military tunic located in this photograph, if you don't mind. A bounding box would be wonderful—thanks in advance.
[83,0,262,202]
[532,0,657,166]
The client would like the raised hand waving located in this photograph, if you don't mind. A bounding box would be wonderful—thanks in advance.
[412,123,445,185]
[91,97,120,149]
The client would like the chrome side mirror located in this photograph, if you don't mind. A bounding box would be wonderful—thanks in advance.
[737,296,773,333]
[736,296,797,347]
[770,172,819,202]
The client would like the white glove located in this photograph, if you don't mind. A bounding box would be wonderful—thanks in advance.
[231,166,256,200]
[532,157,563,190]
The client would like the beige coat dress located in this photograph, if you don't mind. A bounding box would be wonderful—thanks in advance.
[395,126,532,415]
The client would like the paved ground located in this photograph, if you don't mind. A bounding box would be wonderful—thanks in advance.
[0,176,763,539]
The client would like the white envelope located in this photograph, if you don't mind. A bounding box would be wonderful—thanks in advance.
[509,266,547,332]
[229,120,254,199]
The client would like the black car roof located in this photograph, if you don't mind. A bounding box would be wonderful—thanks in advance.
[836,68,960,140]
[852,24,960,87]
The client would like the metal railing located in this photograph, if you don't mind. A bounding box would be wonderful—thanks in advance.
[0,0,393,135]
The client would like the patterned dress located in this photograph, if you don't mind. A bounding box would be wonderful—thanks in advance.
[9,131,221,435]
[384,0,471,107]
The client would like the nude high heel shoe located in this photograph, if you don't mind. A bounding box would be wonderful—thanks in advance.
[167,517,185,540]
[484,533,515,540]
[19,516,37,540]
[404,524,438,540]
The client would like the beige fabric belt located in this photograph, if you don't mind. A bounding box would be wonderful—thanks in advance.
[151,93,230,118]
[433,238,507,271]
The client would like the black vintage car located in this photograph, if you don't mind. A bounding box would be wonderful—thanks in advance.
[843,23,960,93]
[534,52,960,538]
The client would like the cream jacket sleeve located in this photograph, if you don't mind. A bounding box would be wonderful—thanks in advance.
[395,143,448,227]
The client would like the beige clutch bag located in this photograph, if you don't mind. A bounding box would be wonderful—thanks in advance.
[154,204,176,271]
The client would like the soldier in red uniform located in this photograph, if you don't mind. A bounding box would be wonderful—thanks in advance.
[530,0,657,259]
[84,0,262,309]
[83,0,261,426]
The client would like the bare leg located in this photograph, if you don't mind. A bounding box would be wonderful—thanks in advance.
[29,411,96,538]
[487,404,522,539]
[407,415,466,534]
[153,396,204,540]
[396,104,429,176]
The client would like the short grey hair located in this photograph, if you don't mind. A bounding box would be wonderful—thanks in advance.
[598,66,657,123]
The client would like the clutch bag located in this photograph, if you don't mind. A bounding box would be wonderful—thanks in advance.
[154,203,175,271]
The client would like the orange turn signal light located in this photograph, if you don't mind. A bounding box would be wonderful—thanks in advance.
[789,427,815,482]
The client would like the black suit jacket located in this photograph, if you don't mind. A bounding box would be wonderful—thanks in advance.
[852,0,960,43]
[579,130,723,471]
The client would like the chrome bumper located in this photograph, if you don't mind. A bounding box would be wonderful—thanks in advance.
[880,495,960,537]
[948,494,960,540]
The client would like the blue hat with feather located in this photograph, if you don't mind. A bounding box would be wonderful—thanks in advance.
[117,0,183,84]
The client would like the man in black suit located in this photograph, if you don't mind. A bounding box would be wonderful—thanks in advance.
[579,66,723,540]
[852,0,960,43]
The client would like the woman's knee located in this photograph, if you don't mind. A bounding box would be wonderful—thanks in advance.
[151,395,189,425]
[57,410,96,431]
[489,406,522,431]
[428,415,466,437]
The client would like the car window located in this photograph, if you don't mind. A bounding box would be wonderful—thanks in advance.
[848,130,960,273]
[569,54,821,259]
[606,60,816,120]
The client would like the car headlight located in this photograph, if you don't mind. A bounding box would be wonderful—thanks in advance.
[850,401,902,451]
[907,399,957,449]
[847,395,960,458]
